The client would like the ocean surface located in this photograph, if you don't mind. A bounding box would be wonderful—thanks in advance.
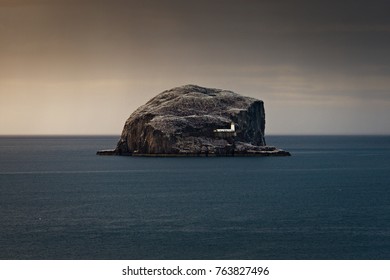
[0,135,389,260]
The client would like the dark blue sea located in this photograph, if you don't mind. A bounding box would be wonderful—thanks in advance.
[0,136,389,259]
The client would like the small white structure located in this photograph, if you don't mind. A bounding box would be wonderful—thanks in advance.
[214,122,236,137]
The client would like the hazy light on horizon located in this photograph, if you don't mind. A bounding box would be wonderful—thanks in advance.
[1,0,390,135]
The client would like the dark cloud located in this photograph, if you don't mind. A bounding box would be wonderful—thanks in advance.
[1,0,390,134]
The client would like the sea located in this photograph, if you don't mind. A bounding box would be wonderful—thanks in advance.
[0,135,389,260]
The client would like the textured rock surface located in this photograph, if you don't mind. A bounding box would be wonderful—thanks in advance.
[110,85,289,156]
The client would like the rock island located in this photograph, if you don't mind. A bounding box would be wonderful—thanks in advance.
[98,85,290,156]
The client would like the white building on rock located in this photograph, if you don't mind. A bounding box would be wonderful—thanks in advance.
[214,122,236,137]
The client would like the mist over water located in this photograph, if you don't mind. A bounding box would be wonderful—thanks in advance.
[0,136,390,259]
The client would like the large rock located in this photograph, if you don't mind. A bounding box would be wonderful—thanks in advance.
[106,85,290,156]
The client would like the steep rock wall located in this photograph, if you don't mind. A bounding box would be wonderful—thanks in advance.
[112,85,288,156]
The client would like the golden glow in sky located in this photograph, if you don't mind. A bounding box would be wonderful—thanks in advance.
[1,0,390,135]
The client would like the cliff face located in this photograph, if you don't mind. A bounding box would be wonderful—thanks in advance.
[113,85,289,156]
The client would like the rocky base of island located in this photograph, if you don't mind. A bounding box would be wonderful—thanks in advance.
[97,144,291,157]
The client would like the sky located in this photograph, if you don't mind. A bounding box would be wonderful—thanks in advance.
[1,0,390,135]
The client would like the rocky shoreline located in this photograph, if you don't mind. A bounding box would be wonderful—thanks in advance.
[97,148,291,157]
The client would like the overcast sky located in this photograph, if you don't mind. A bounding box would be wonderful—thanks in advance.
[1,0,389,135]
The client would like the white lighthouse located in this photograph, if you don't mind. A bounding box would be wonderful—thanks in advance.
[214,122,236,137]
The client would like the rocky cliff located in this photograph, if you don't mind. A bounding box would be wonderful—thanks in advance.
[101,85,290,156]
